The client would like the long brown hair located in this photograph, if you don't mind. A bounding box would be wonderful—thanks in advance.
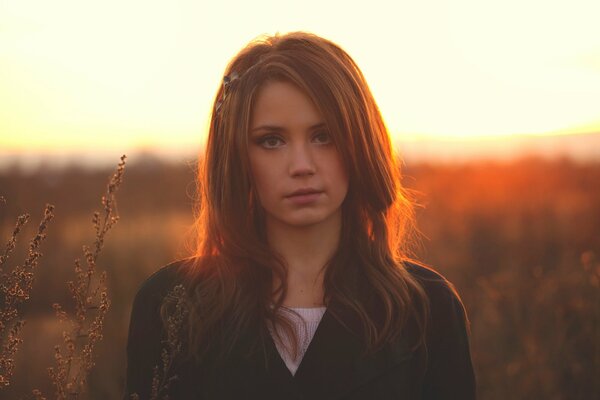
[176,31,429,365]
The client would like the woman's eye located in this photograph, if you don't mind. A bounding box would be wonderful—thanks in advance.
[258,136,284,148]
[313,131,332,144]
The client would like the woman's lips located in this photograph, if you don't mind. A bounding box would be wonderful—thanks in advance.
[285,191,323,205]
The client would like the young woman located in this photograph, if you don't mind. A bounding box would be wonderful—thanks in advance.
[124,31,476,399]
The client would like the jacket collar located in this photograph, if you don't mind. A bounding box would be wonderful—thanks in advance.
[254,303,415,400]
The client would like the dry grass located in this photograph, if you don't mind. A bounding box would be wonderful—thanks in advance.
[0,155,126,400]
[158,284,189,398]
[1,204,55,387]
[131,283,189,400]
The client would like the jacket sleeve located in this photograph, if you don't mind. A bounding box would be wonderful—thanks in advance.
[421,281,477,400]
[122,266,176,400]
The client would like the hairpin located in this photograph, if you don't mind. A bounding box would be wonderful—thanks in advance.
[215,71,241,114]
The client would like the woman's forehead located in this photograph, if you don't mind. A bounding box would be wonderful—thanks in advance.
[250,81,324,129]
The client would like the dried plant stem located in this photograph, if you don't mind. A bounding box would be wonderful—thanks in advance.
[0,205,55,388]
[39,155,126,400]
[0,213,30,272]
[150,285,188,400]
[129,284,188,400]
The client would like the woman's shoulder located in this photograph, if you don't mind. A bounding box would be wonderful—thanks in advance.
[402,259,471,334]
[132,258,196,307]
[402,259,447,282]
[403,259,461,297]
[401,261,476,396]
[125,258,198,399]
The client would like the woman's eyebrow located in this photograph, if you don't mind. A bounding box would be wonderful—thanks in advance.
[250,122,326,133]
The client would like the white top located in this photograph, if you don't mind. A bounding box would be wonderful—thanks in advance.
[267,306,327,375]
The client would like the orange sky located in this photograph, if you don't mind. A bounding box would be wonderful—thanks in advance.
[1,0,600,162]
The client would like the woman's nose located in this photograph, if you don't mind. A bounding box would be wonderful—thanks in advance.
[288,143,316,177]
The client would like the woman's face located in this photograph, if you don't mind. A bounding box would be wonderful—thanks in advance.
[248,80,349,230]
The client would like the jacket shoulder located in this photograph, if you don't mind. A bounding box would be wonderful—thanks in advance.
[403,261,463,303]
[134,259,190,300]
[402,260,476,398]
[402,260,471,335]
[124,258,196,399]
[403,260,449,284]
[128,257,195,339]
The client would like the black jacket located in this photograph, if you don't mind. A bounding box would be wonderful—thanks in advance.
[123,260,476,399]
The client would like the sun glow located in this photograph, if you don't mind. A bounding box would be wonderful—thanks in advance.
[1,0,600,162]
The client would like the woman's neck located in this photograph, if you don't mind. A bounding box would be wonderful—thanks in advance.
[266,213,341,308]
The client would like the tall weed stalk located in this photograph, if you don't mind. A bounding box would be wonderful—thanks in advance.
[0,202,55,387]
[0,155,126,400]
[39,155,127,400]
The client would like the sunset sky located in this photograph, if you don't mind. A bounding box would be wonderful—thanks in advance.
[1,0,600,165]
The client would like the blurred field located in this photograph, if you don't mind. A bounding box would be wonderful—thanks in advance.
[0,154,598,399]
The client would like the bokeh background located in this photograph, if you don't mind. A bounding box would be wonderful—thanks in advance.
[1,0,599,398]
